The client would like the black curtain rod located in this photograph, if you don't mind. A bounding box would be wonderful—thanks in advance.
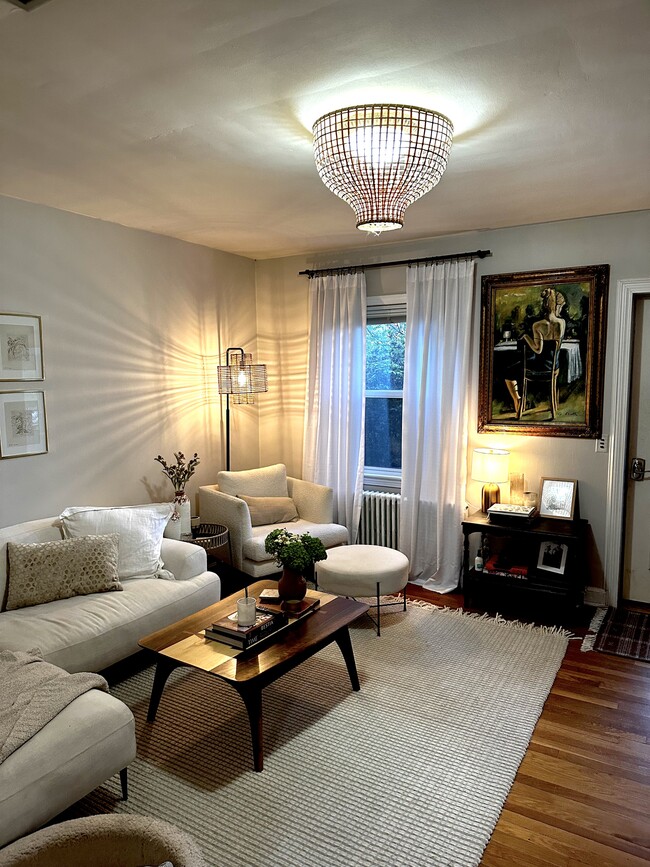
[298,249,491,277]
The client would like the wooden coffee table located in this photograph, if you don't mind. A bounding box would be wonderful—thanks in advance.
[139,580,368,771]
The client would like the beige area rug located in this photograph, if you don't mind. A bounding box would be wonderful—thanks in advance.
[66,603,569,867]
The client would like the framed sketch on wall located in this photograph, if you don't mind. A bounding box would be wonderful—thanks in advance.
[539,477,578,520]
[0,313,44,381]
[477,264,609,438]
[0,391,48,458]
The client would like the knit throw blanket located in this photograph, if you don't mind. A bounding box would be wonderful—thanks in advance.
[0,648,108,764]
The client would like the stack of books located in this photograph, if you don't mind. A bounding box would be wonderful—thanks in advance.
[487,503,537,524]
[204,608,288,650]
[257,595,321,619]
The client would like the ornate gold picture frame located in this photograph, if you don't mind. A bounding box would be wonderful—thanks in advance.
[478,264,609,438]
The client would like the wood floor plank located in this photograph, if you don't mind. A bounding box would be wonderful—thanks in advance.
[532,718,650,762]
[529,737,650,781]
[495,811,650,867]
[504,781,650,859]
[517,750,650,818]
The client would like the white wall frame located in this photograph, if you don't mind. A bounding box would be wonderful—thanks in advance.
[603,277,650,607]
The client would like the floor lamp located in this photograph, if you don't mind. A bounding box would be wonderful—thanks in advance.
[217,347,268,471]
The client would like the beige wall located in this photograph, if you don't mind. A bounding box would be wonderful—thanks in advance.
[255,210,650,586]
[0,195,257,527]
[3,193,648,586]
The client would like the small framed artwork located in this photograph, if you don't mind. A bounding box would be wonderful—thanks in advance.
[537,541,569,574]
[539,477,578,520]
[0,391,48,458]
[0,313,44,381]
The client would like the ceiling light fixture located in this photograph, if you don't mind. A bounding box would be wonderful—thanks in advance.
[312,104,453,234]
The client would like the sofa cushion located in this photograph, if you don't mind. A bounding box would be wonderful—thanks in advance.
[244,519,349,563]
[60,505,173,581]
[0,571,221,673]
[6,535,121,611]
[238,495,298,527]
[0,689,135,849]
[217,463,288,498]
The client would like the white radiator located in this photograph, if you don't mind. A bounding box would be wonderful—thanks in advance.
[358,491,401,549]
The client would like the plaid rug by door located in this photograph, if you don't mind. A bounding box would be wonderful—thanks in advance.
[588,607,650,661]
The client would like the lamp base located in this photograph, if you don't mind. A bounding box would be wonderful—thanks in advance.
[481,483,501,513]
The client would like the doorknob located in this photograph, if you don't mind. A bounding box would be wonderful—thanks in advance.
[630,457,650,481]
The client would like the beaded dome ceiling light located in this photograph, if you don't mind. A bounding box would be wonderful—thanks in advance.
[312,104,454,234]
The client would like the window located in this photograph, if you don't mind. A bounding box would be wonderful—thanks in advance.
[365,296,406,487]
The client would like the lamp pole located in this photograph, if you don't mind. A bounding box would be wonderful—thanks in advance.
[224,347,245,472]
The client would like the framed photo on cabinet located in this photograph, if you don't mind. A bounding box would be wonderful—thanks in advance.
[0,313,44,381]
[0,391,48,458]
[538,477,578,520]
[537,541,569,575]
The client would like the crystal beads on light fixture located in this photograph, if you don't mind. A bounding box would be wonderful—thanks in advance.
[312,104,453,233]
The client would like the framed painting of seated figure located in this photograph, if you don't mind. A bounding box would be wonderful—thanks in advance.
[477,264,609,438]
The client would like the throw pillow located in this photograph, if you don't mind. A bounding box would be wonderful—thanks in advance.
[237,495,299,526]
[6,534,121,611]
[59,504,174,580]
[218,463,289,498]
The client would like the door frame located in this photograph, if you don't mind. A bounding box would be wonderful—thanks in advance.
[604,277,650,607]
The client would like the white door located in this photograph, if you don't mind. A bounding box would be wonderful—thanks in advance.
[623,295,650,603]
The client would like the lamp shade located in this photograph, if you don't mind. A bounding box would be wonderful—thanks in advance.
[471,448,510,484]
[312,104,453,233]
[217,349,267,405]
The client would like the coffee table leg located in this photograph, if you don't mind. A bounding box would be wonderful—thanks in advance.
[147,657,181,722]
[334,626,361,691]
[236,685,264,772]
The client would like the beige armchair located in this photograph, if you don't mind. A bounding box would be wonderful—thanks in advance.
[199,463,348,578]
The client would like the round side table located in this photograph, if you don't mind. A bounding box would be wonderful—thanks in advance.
[182,523,233,565]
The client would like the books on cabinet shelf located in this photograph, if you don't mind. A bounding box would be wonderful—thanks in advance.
[483,555,529,580]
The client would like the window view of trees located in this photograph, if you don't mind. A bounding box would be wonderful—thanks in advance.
[365,320,405,470]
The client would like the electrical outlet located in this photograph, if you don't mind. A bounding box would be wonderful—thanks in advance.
[595,435,608,453]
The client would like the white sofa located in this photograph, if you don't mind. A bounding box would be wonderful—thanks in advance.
[0,516,221,673]
[0,515,221,850]
[199,463,349,578]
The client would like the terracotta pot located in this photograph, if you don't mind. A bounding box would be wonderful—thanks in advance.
[278,567,307,607]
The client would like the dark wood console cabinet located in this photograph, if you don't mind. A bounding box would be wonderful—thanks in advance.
[462,512,588,617]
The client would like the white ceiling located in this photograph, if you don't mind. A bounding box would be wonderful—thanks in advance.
[0,0,648,259]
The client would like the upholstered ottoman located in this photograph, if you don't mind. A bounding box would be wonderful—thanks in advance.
[315,544,409,635]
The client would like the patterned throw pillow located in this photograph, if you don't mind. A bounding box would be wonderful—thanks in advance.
[6,534,122,611]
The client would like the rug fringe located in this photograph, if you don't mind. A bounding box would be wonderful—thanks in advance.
[580,605,609,652]
[384,595,573,639]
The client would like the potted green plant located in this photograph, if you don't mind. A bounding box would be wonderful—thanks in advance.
[264,528,327,606]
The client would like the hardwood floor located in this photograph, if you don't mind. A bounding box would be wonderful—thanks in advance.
[406,583,650,866]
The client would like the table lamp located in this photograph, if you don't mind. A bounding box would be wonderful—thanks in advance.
[471,448,510,512]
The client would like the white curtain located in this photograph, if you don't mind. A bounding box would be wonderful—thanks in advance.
[303,271,366,538]
[400,259,476,592]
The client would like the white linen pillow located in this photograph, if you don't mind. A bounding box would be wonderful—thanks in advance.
[59,504,174,580]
